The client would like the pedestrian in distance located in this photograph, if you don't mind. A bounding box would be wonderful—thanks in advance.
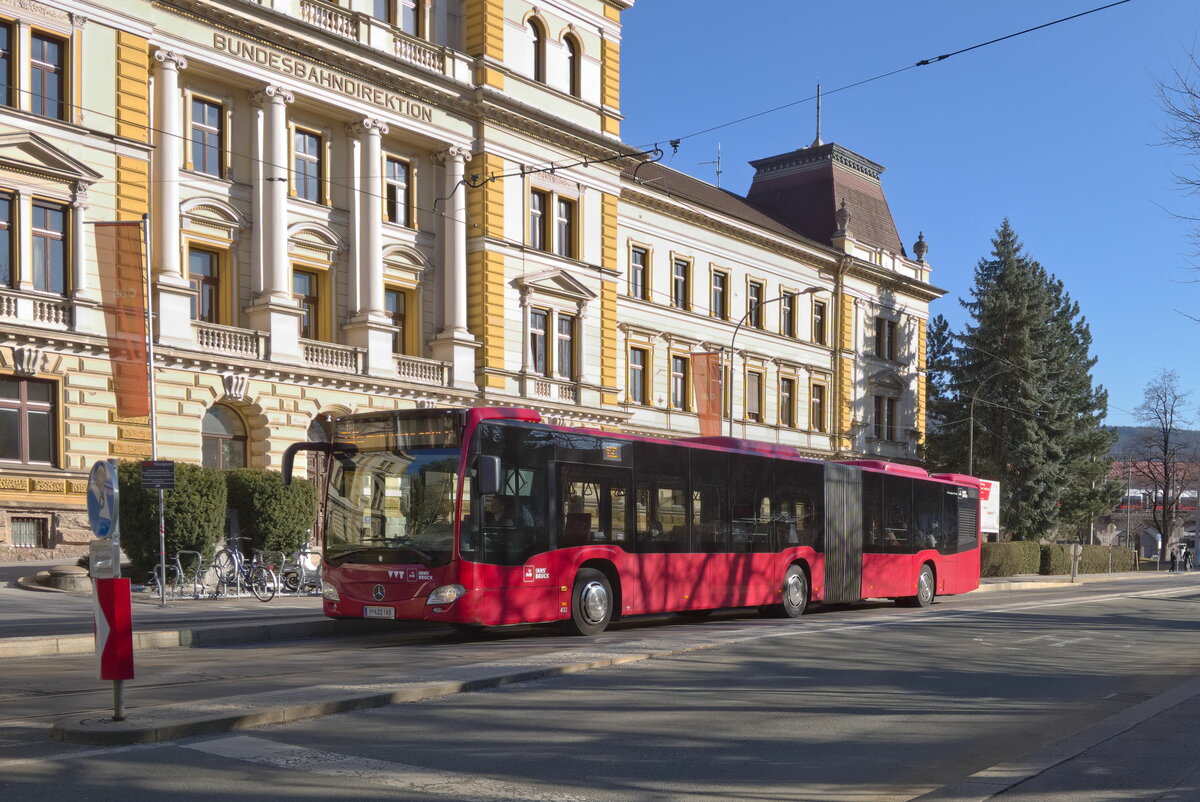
[1168,547,1177,573]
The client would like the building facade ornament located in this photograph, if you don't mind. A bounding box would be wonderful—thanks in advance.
[12,345,43,376]
[432,145,473,166]
[222,373,250,402]
[250,84,295,108]
[153,50,188,71]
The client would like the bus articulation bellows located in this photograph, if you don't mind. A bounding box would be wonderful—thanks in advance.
[283,407,983,636]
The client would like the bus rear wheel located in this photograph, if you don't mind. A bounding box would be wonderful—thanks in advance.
[763,565,809,618]
[899,564,935,608]
[566,568,612,636]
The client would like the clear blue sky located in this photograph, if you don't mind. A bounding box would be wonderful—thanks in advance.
[620,0,1199,427]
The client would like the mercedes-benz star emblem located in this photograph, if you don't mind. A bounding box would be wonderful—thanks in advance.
[372,584,386,601]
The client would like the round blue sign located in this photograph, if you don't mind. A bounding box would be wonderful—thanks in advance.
[87,460,119,540]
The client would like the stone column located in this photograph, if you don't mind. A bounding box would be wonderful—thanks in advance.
[343,118,395,378]
[428,145,479,390]
[151,50,201,347]
[251,85,294,302]
[151,50,186,283]
[69,186,103,333]
[245,85,302,364]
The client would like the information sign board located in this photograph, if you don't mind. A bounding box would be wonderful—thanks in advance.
[140,460,175,490]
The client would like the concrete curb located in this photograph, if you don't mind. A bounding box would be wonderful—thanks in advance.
[50,653,656,745]
[0,617,394,661]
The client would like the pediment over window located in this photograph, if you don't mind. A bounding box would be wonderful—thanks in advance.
[0,132,101,185]
[383,245,429,284]
[181,198,248,239]
[869,368,906,391]
[287,223,343,262]
[512,268,596,306]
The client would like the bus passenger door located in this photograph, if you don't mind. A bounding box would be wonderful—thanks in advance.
[823,463,863,604]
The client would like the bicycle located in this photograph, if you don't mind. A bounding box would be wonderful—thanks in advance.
[144,550,207,600]
[212,536,278,602]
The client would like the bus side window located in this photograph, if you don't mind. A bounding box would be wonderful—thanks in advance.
[883,476,912,553]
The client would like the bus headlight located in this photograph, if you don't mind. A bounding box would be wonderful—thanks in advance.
[427,584,466,605]
[321,582,340,601]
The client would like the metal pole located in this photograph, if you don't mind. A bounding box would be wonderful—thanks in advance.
[727,289,825,438]
[142,214,166,608]
[113,679,125,721]
[1127,461,1134,570]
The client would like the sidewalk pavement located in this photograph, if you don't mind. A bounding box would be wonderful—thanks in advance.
[4,561,1199,800]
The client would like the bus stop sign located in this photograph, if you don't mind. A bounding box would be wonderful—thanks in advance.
[87,460,119,540]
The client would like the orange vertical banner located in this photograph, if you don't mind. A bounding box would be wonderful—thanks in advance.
[93,221,150,419]
[692,351,723,437]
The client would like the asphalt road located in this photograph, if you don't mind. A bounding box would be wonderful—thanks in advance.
[1,576,1198,800]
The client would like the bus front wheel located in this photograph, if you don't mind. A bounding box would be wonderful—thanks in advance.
[566,568,612,636]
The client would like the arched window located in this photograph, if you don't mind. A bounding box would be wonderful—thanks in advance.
[527,19,546,83]
[565,35,581,97]
[202,404,247,470]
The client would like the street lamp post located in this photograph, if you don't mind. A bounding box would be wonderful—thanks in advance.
[727,288,825,437]
[968,362,1038,476]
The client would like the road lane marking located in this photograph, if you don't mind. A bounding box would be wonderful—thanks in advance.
[184,735,595,802]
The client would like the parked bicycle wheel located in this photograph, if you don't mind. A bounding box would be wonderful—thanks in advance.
[212,549,238,585]
[249,566,277,602]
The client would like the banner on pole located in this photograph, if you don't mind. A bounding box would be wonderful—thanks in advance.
[94,221,149,418]
[692,351,723,437]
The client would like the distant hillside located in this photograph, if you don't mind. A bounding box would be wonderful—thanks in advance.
[1110,426,1200,455]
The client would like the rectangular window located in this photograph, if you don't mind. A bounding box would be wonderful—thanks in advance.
[294,129,323,203]
[529,189,548,250]
[30,33,66,120]
[747,281,764,328]
[556,314,575,380]
[875,317,898,360]
[0,192,11,288]
[530,308,549,376]
[400,0,419,34]
[671,259,690,310]
[372,0,392,22]
[780,377,796,427]
[629,246,648,300]
[746,370,763,422]
[628,347,648,405]
[813,300,828,345]
[811,383,827,432]
[554,197,575,258]
[31,201,66,295]
[293,269,320,339]
[670,354,689,410]
[188,248,220,323]
[385,157,411,227]
[711,271,728,319]
[0,376,55,465]
[0,24,12,108]
[874,395,898,441]
[190,98,223,177]
[781,291,796,337]
[384,287,409,353]
[10,517,47,548]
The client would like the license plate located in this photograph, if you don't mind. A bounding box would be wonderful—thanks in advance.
[363,606,395,619]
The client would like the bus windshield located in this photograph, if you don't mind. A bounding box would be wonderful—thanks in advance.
[324,447,460,568]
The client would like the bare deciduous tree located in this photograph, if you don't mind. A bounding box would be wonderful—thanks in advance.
[1130,369,1196,563]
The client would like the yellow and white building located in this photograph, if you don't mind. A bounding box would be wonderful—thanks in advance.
[0,0,940,556]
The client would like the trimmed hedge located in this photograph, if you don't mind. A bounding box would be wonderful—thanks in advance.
[224,469,316,555]
[117,460,227,580]
[980,541,1042,577]
[982,541,1139,577]
[1041,544,1138,575]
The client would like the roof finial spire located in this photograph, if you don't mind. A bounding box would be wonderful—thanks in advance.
[812,82,823,147]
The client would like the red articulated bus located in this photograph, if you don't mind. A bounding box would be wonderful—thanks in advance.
[283,407,983,636]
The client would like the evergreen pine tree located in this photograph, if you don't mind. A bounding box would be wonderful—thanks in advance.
[953,221,1061,539]
[933,220,1117,540]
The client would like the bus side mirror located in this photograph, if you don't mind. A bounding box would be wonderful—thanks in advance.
[281,442,335,485]
[476,455,501,496]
